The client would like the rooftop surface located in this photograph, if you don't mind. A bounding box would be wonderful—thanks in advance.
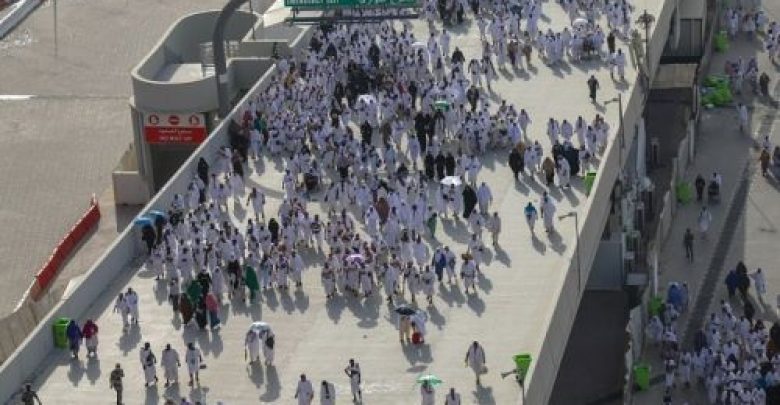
[0,0,230,316]
[21,0,663,403]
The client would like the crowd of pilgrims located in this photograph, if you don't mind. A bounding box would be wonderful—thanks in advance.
[648,267,780,404]
[137,0,621,334]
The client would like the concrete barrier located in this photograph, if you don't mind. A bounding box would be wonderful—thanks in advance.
[31,197,101,301]
[0,20,314,403]
[0,0,40,39]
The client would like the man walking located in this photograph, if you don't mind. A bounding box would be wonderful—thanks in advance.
[683,228,694,262]
[294,374,314,405]
[109,363,124,405]
[161,344,180,387]
[20,384,42,405]
[444,387,462,405]
[737,102,749,134]
[185,342,203,386]
[524,202,538,233]
[465,341,487,385]
[320,380,336,405]
[344,359,362,402]
[125,287,139,325]
[697,206,712,239]
[488,212,501,246]
[759,72,770,97]
[139,342,158,387]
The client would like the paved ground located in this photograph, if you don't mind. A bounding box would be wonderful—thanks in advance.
[0,0,229,315]
[633,3,780,402]
[19,0,664,403]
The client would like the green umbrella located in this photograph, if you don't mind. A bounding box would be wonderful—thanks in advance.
[434,100,450,111]
[416,374,443,385]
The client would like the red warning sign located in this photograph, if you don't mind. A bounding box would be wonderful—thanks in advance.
[144,113,207,144]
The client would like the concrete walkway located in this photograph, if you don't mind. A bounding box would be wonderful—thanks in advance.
[19,1,652,403]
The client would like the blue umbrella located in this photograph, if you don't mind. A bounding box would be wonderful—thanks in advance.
[666,284,681,309]
[133,217,153,227]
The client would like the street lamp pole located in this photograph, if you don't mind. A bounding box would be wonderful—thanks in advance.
[53,0,58,56]
[213,0,248,119]
[248,0,257,40]
[636,10,656,89]
[559,212,582,293]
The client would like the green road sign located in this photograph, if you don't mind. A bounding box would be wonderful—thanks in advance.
[284,0,418,9]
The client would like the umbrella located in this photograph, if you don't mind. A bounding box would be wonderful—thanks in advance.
[133,217,153,227]
[573,17,589,28]
[347,253,365,264]
[250,321,271,333]
[357,94,376,105]
[416,374,443,385]
[440,176,462,187]
[394,304,416,316]
[434,99,450,112]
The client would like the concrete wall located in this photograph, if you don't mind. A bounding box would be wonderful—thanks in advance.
[133,74,223,113]
[0,285,64,365]
[233,57,275,90]
[130,10,306,114]
[0,22,314,404]
[588,241,625,290]
[648,0,681,82]
[130,10,265,113]
[135,11,258,73]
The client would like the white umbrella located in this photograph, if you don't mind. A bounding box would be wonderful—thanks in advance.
[572,18,589,29]
[440,176,462,187]
[347,253,364,262]
[357,94,376,106]
[250,321,271,333]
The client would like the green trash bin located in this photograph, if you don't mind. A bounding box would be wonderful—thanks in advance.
[714,30,729,53]
[649,296,664,317]
[634,363,651,391]
[676,182,693,205]
[512,354,533,384]
[583,171,597,196]
[53,317,70,349]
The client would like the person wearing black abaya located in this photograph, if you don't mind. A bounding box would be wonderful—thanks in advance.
[564,144,580,177]
[197,157,209,187]
[435,152,446,180]
[508,148,523,180]
[424,152,436,180]
[360,121,373,146]
[445,152,456,176]
[268,218,280,244]
[462,185,477,219]
[551,141,564,163]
